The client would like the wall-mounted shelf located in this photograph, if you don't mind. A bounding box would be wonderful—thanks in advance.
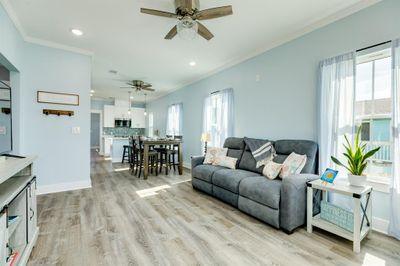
[43,109,74,117]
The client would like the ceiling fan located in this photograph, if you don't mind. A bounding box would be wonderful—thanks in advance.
[140,0,233,40]
[120,80,155,92]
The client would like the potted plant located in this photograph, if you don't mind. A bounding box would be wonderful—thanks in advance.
[331,127,381,187]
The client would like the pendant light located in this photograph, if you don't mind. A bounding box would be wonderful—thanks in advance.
[144,93,147,116]
[128,91,132,115]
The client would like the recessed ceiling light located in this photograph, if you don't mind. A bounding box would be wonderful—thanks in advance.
[130,96,134,99]
[90,90,95,93]
[189,61,196,66]
[71,29,83,36]
[90,93,93,97]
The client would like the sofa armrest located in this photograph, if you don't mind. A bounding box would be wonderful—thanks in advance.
[280,174,319,233]
[191,156,205,170]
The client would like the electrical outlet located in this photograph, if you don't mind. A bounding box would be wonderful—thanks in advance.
[72,127,81,134]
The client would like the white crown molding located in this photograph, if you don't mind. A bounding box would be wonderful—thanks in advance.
[0,0,93,56]
[24,36,94,56]
[149,0,382,102]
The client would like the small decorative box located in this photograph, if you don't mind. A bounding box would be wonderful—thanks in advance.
[320,201,354,232]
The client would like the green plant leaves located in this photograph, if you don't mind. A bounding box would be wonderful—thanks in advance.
[330,127,381,176]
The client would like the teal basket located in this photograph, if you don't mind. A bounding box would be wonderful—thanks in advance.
[320,201,354,232]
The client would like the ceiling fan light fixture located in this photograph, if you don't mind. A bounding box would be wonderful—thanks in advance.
[177,17,198,40]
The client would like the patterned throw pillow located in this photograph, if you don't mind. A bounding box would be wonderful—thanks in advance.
[204,147,228,164]
[212,156,238,169]
[262,160,283,180]
[279,152,307,178]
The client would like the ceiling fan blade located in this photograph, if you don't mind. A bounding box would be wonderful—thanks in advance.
[142,84,152,88]
[140,8,178,18]
[195,6,233,20]
[165,26,178,40]
[142,87,155,92]
[120,87,134,88]
[197,22,214,40]
[182,0,192,10]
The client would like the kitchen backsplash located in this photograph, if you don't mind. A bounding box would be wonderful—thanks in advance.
[104,127,145,137]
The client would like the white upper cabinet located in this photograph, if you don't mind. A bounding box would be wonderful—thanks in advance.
[103,105,115,128]
[131,108,145,128]
[114,106,130,119]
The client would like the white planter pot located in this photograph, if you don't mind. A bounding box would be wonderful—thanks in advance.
[347,174,367,187]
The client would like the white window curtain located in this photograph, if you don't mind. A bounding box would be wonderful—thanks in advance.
[318,52,356,209]
[389,39,400,240]
[166,103,183,136]
[202,88,234,148]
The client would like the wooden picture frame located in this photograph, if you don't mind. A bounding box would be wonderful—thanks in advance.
[37,90,79,106]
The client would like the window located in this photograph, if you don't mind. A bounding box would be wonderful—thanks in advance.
[203,88,234,147]
[166,103,183,136]
[148,112,154,138]
[355,48,392,182]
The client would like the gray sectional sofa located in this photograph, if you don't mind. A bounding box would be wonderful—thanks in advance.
[191,137,319,233]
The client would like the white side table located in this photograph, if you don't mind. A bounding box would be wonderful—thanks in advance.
[307,179,373,253]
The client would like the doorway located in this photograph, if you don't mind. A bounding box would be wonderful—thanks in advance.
[91,113,100,149]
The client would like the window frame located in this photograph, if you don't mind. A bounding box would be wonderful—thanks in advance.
[356,49,392,188]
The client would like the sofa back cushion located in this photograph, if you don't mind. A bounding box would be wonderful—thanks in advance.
[223,137,245,160]
[273,140,318,174]
[238,138,272,174]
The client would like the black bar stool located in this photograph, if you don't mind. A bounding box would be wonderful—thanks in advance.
[136,138,159,178]
[122,144,130,163]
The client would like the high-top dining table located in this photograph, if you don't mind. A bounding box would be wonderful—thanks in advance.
[142,139,183,179]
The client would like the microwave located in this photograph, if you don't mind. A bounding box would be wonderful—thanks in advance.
[115,119,131,128]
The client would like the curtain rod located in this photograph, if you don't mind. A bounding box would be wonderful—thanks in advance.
[356,40,391,53]
[211,90,220,95]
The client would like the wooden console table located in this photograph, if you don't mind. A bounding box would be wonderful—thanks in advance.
[0,156,39,265]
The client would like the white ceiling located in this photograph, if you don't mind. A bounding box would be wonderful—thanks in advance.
[2,0,379,102]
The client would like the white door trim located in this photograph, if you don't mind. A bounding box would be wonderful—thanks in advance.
[91,110,103,154]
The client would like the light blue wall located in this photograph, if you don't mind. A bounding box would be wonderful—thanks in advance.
[0,3,92,189]
[148,0,400,224]
[21,43,91,187]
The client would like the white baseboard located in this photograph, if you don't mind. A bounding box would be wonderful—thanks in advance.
[37,179,92,195]
[372,216,389,234]
[183,162,191,169]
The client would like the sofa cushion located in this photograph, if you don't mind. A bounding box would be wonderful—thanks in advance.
[238,138,273,174]
[192,165,226,183]
[212,169,259,193]
[223,137,245,167]
[274,140,318,174]
[239,176,282,209]
[238,150,264,174]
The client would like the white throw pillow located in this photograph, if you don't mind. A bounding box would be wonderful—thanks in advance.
[262,160,283,180]
[212,156,238,169]
[279,152,307,178]
[204,147,228,164]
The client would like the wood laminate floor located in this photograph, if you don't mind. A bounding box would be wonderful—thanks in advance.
[27,151,400,265]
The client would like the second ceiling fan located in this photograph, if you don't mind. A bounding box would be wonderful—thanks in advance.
[141,0,233,40]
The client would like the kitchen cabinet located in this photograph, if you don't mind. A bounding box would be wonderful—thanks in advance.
[114,106,130,119]
[131,108,146,128]
[103,105,115,128]
[103,137,112,156]
[104,103,145,129]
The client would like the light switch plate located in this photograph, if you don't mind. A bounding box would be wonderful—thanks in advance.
[72,127,81,134]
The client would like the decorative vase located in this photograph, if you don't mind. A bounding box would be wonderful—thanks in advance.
[347,174,367,187]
